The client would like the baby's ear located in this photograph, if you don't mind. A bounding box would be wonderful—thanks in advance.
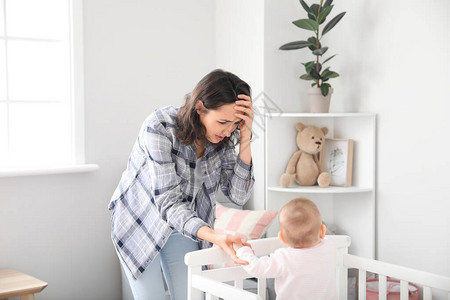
[320,224,327,239]
[278,231,288,244]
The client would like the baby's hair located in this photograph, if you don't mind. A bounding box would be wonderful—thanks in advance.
[279,198,322,248]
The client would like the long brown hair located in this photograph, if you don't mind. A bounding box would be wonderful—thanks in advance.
[175,69,251,146]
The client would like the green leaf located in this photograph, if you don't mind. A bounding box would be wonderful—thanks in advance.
[317,5,333,24]
[322,71,339,81]
[320,84,329,96]
[322,12,346,36]
[307,36,321,51]
[312,46,328,56]
[322,54,337,65]
[310,4,320,18]
[308,12,316,21]
[309,68,321,80]
[323,0,333,9]
[300,74,314,81]
[323,71,340,81]
[311,82,317,87]
[279,41,312,50]
[321,67,331,76]
[303,61,322,74]
[303,61,315,73]
[299,0,312,14]
[292,19,319,32]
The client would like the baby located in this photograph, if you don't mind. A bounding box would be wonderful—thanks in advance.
[235,198,337,300]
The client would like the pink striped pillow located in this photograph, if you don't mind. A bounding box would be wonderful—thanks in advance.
[214,202,278,241]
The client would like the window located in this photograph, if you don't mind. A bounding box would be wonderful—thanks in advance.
[0,0,84,168]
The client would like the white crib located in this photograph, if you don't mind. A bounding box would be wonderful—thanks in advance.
[184,236,450,300]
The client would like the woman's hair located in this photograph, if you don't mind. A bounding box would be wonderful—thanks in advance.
[279,198,322,248]
[175,69,251,146]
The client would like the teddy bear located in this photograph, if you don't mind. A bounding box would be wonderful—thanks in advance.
[280,122,330,188]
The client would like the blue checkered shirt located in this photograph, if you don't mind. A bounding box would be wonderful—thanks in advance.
[108,106,255,279]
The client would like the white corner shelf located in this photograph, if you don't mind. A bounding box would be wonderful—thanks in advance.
[264,112,376,259]
[265,112,376,118]
[267,186,374,194]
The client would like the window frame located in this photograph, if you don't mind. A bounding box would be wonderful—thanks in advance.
[0,0,98,176]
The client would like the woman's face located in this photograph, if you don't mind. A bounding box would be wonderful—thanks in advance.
[197,102,242,144]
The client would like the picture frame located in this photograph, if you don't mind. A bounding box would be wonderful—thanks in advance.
[319,138,354,187]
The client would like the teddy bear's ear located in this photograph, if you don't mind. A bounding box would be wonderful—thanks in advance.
[296,122,305,132]
[321,127,328,135]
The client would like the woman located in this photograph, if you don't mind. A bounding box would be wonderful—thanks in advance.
[108,69,255,299]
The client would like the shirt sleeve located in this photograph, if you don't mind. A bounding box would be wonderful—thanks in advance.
[219,144,255,206]
[142,117,208,240]
[236,247,285,278]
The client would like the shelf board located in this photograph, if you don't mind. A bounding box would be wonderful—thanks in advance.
[264,112,376,118]
[267,186,374,194]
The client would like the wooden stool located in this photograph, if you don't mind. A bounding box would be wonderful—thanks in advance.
[0,270,48,300]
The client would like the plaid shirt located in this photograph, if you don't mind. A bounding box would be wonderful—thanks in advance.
[108,106,255,279]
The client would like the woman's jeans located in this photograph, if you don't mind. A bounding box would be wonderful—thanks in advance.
[119,230,200,300]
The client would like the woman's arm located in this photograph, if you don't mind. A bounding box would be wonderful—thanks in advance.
[235,94,253,166]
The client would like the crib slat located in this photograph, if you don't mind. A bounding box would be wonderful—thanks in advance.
[378,275,387,300]
[205,293,218,300]
[188,266,202,300]
[234,279,243,289]
[359,270,366,300]
[423,286,432,300]
[400,280,408,300]
[258,278,266,300]
[191,274,262,300]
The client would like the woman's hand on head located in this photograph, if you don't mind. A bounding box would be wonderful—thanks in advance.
[234,94,253,141]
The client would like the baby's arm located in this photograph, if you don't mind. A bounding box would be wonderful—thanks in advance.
[236,247,284,278]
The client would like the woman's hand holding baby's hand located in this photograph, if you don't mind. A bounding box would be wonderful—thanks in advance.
[233,242,244,251]
[233,237,249,252]
[197,227,251,265]
[214,233,250,265]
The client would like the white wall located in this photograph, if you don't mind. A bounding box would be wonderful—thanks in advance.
[215,0,265,210]
[0,1,215,299]
[264,0,450,295]
[348,0,450,278]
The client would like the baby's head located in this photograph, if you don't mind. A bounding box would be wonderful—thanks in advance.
[278,198,326,248]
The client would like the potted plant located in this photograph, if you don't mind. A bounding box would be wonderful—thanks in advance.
[280,0,345,113]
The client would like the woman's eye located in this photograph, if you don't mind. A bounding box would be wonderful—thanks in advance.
[311,136,315,139]
[219,121,227,125]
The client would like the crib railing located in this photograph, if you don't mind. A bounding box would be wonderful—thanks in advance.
[185,235,450,300]
[185,237,288,300]
[185,235,350,300]
[343,254,450,300]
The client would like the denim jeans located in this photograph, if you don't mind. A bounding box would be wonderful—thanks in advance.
[119,230,200,300]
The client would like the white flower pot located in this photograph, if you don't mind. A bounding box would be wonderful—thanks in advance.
[307,87,333,113]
